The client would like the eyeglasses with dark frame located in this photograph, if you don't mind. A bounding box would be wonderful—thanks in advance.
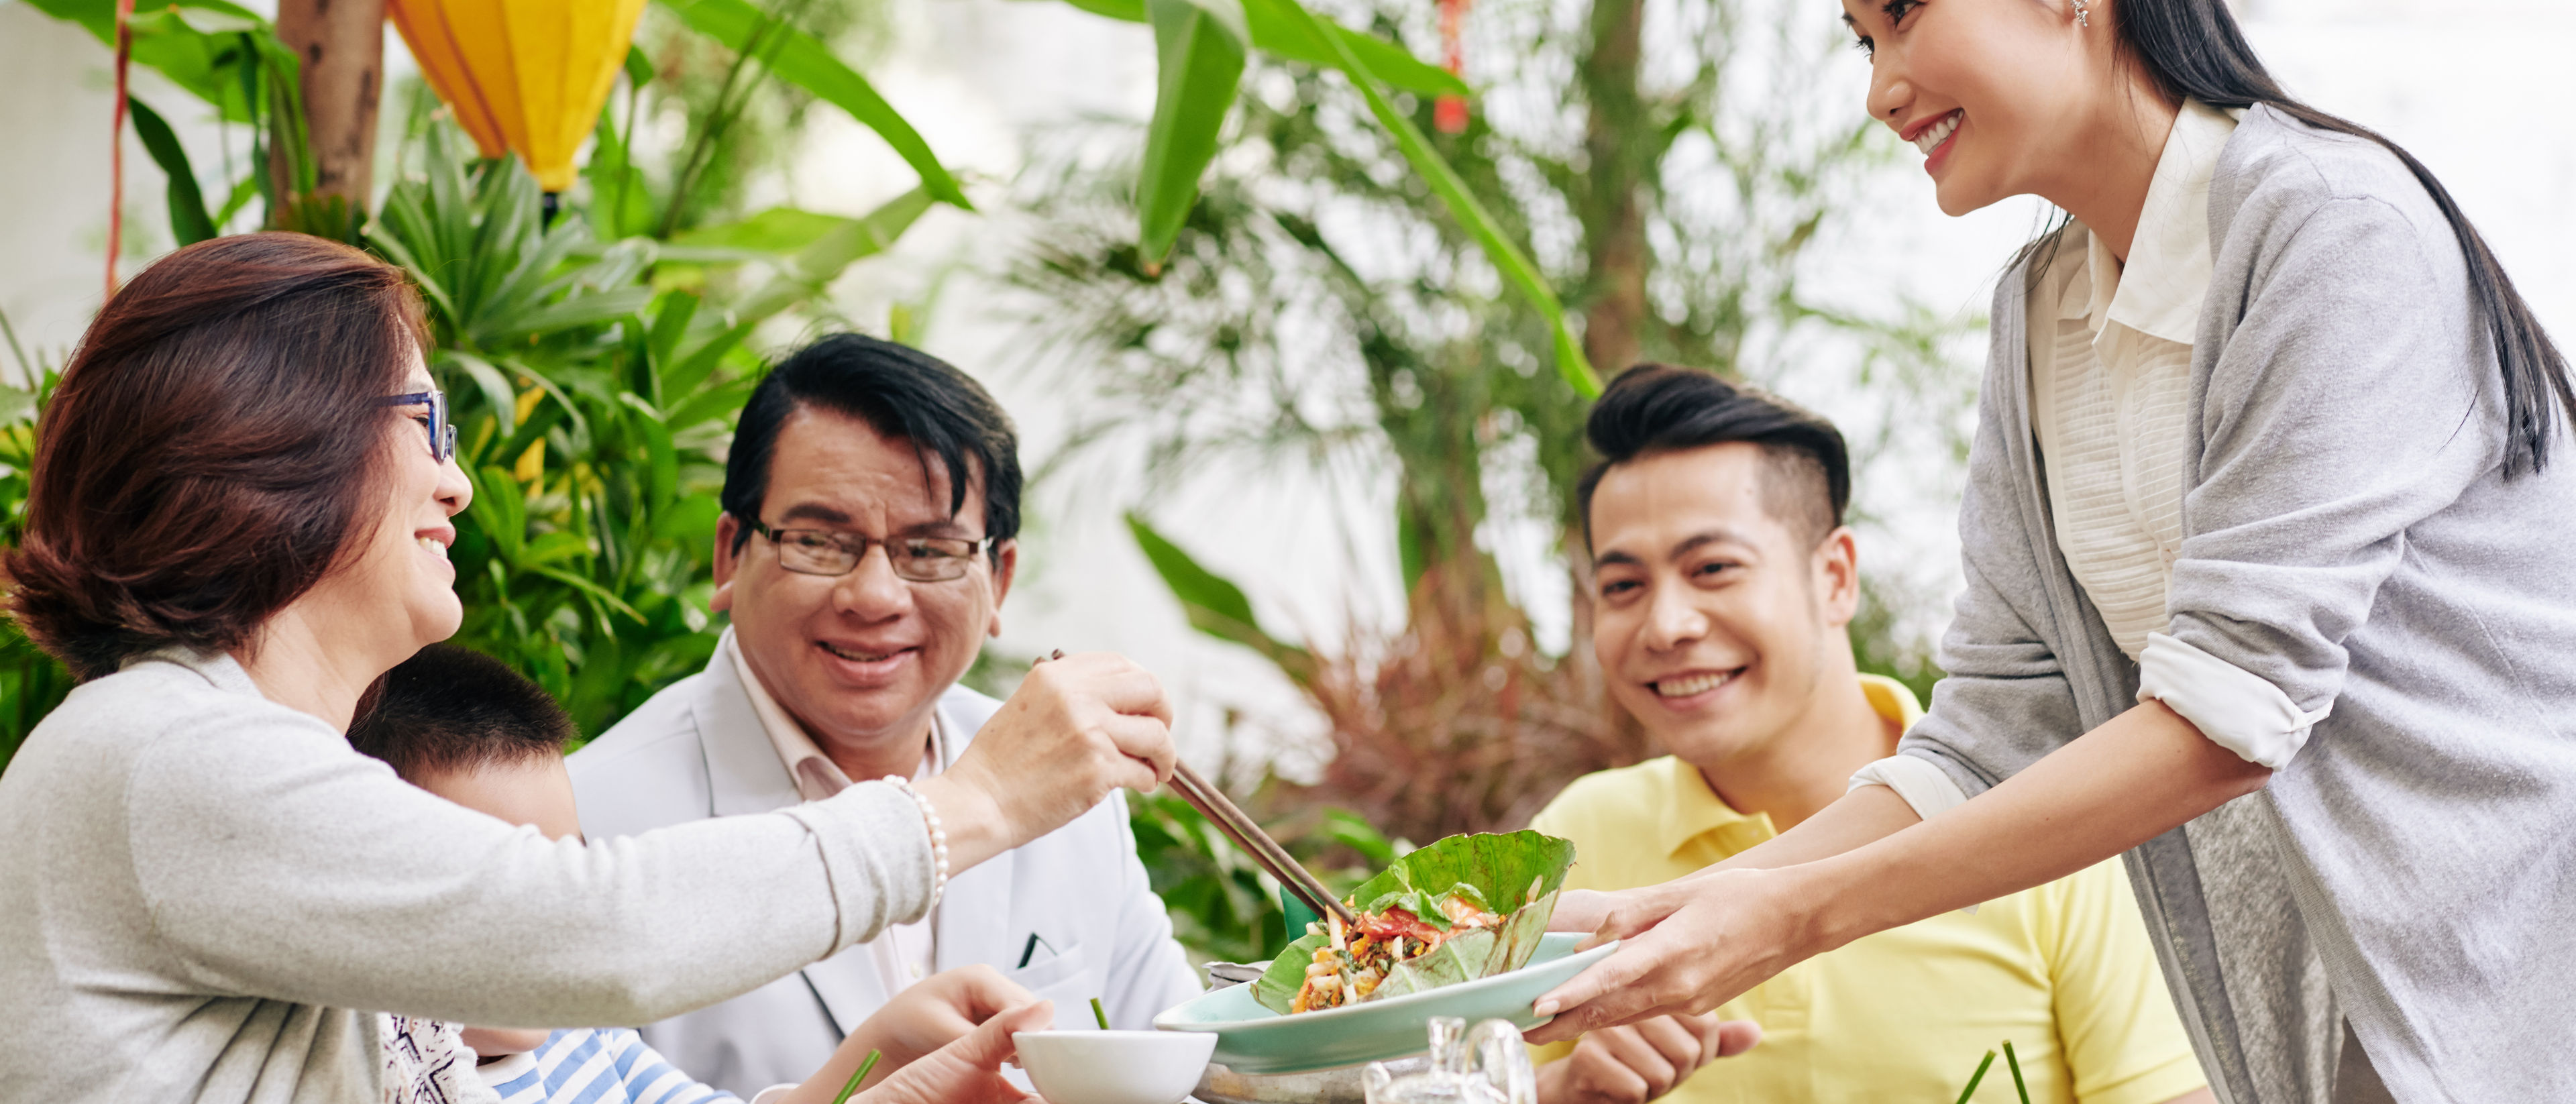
[747,518,996,583]
[378,390,458,463]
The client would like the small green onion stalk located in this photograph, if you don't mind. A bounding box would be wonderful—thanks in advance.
[1953,1041,2033,1104]
[829,1049,882,1104]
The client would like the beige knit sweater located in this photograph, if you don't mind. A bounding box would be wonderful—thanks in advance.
[0,649,936,1103]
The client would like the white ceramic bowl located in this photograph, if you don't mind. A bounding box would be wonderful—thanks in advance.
[1012,1030,1218,1104]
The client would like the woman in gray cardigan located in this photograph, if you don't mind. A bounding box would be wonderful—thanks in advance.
[0,233,1180,1103]
[1527,2,2576,1102]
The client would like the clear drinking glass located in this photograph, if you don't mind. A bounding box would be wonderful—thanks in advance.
[1362,1017,1535,1104]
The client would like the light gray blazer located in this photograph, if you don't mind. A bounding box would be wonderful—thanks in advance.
[0,649,937,1104]
[1899,105,2576,1104]
[567,655,1200,1099]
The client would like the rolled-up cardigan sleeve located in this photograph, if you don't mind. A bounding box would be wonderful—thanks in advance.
[123,700,935,1028]
[2154,192,2499,767]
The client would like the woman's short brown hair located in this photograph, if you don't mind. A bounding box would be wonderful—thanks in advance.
[3,233,426,681]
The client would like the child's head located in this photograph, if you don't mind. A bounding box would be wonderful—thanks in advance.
[350,643,581,841]
[349,644,581,1058]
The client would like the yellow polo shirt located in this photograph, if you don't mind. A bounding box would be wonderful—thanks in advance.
[1530,676,2206,1104]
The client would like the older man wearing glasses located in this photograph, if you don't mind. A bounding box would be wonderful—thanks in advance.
[566,334,1199,1097]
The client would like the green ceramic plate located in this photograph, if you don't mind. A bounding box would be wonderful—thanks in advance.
[1152,933,1617,1074]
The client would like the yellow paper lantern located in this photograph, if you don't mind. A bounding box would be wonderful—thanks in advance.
[388,0,647,192]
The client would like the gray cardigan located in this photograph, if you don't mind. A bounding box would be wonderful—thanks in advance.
[0,649,938,1103]
[1898,105,2576,1104]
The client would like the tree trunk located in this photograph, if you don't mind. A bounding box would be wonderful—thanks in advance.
[1577,0,1649,378]
[272,0,386,230]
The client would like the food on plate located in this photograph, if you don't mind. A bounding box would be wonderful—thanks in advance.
[1252,830,1578,1016]
[1289,885,1507,1012]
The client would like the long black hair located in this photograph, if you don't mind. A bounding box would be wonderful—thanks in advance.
[2110,0,2575,475]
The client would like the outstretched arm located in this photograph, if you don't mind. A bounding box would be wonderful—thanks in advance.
[1525,701,2267,1042]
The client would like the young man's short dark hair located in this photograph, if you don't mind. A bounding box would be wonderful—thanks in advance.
[721,334,1022,560]
[1576,363,1851,547]
[347,645,574,784]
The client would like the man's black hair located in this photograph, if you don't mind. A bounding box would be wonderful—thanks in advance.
[722,334,1022,559]
[1575,364,1851,548]
[347,645,574,784]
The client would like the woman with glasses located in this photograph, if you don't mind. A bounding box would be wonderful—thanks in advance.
[0,233,1178,1103]
[1527,1,2576,1101]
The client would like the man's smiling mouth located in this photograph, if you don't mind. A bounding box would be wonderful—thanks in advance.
[820,642,910,664]
[1652,669,1741,698]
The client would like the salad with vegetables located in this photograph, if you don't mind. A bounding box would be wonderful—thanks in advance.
[1254,830,1578,1016]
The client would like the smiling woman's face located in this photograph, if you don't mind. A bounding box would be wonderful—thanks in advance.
[1841,0,2092,215]
[331,351,474,651]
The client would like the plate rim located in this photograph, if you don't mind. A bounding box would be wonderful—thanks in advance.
[1153,935,1619,1033]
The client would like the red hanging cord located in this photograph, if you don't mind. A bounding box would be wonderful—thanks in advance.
[107,0,138,300]
[1434,0,1470,134]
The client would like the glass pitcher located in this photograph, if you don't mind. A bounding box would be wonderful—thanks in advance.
[1362,1017,1536,1104]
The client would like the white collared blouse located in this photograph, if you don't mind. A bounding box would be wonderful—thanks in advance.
[1852,100,2326,816]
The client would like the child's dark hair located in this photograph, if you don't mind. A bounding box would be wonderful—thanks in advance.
[347,645,574,783]
[1576,364,1851,549]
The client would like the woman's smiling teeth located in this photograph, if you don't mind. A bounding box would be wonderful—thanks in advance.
[1912,110,1962,155]
[822,641,905,664]
[1653,671,1736,698]
[416,536,448,560]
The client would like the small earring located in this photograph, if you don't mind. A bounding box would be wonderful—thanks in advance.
[2070,0,2090,27]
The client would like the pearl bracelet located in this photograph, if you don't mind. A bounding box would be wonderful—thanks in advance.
[881,775,950,909]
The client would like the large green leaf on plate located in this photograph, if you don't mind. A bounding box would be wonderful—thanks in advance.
[1252,830,1576,1015]
[1136,0,1248,266]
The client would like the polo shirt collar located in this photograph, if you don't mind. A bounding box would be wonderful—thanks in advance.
[1654,757,1774,859]
[1656,674,1925,859]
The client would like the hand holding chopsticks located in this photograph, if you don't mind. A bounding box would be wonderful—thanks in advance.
[923,649,1177,873]
[1029,649,1357,930]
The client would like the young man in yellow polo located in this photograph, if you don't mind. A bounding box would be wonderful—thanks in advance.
[1529,365,2212,1104]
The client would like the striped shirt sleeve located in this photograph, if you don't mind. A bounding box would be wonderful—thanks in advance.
[486,1028,739,1104]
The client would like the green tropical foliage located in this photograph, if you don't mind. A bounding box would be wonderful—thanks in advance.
[370,126,724,735]
[25,0,336,239]
[0,338,67,769]
[1015,0,1966,844]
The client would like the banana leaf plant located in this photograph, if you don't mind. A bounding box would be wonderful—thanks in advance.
[26,0,321,241]
[31,0,1595,392]
[1048,0,1597,395]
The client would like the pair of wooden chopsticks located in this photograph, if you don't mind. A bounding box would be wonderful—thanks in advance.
[1168,760,1360,930]
[1032,650,1360,930]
